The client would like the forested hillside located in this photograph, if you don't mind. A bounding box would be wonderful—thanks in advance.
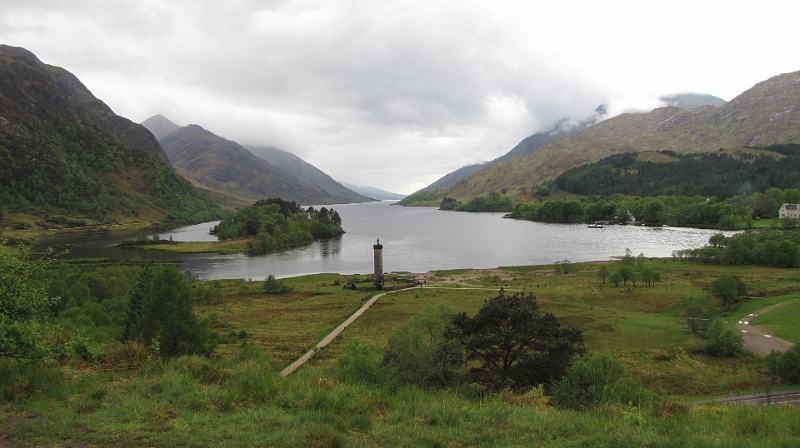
[0,45,222,227]
[554,144,800,199]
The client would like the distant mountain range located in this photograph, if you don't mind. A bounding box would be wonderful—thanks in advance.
[401,72,799,205]
[141,115,374,206]
[340,183,406,201]
[0,45,221,226]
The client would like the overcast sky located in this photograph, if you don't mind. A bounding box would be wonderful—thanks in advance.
[2,1,798,194]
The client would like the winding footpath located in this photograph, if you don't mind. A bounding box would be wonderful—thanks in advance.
[280,285,518,377]
[735,298,798,355]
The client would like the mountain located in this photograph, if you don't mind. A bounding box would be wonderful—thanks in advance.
[659,93,726,110]
[156,125,361,205]
[340,183,406,200]
[246,145,373,203]
[141,114,181,141]
[410,107,608,197]
[403,108,607,204]
[0,45,221,227]
[404,71,800,205]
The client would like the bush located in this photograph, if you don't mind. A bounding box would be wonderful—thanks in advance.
[552,351,652,410]
[382,303,466,389]
[711,274,748,310]
[123,264,216,358]
[769,343,800,385]
[263,275,290,295]
[685,305,717,337]
[704,319,745,357]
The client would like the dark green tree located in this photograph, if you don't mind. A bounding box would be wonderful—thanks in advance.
[773,344,800,384]
[0,242,60,361]
[710,274,748,309]
[123,264,215,358]
[597,265,610,284]
[709,233,727,248]
[774,240,799,267]
[608,271,622,287]
[534,185,550,198]
[616,265,635,287]
[640,267,661,287]
[450,290,584,390]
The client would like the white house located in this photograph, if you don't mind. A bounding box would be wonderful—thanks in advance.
[779,203,799,219]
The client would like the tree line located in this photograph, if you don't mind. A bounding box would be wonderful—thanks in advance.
[673,229,800,268]
[510,188,800,228]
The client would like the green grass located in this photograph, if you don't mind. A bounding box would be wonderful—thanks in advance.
[3,260,800,446]
[748,297,800,343]
[3,356,800,447]
[142,239,250,254]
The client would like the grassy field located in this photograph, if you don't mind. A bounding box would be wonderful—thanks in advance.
[141,238,252,254]
[747,298,800,343]
[191,260,800,396]
[2,260,800,447]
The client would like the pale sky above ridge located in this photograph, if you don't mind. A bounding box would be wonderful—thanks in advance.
[2,0,798,194]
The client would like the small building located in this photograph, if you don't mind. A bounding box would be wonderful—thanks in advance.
[779,203,799,219]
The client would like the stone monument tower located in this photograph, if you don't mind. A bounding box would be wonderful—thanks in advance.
[373,238,383,289]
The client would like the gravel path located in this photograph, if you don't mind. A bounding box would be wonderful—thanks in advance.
[735,298,798,356]
[280,289,397,377]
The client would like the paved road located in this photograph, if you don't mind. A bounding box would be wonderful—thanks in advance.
[695,389,800,406]
[735,298,798,355]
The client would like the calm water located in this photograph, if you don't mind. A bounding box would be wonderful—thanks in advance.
[35,202,732,280]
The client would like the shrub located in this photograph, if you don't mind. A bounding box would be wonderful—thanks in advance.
[711,274,747,310]
[123,264,216,358]
[552,351,652,410]
[685,305,717,337]
[382,303,466,389]
[263,274,290,295]
[704,319,745,357]
[769,343,800,385]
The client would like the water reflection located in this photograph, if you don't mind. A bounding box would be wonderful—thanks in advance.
[319,236,342,257]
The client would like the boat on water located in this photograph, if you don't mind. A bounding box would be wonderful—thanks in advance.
[587,222,604,228]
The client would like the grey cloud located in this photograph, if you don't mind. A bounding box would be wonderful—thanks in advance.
[2,0,797,194]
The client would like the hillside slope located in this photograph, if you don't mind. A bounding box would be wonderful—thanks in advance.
[423,71,800,203]
[0,45,221,226]
[159,125,355,205]
[246,145,373,203]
